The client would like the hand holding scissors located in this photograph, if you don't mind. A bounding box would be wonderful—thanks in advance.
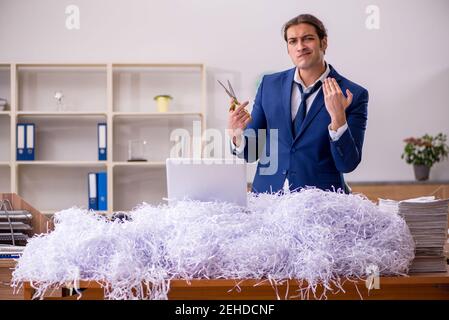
[218,80,252,146]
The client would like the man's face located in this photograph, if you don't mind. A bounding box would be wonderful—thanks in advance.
[286,23,327,70]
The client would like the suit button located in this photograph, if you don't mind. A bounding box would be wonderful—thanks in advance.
[282,170,287,175]
[291,147,296,153]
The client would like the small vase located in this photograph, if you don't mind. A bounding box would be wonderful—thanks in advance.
[154,95,172,113]
[127,140,149,162]
[413,165,430,181]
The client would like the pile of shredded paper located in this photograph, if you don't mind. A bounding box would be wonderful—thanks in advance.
[12,188,415,300]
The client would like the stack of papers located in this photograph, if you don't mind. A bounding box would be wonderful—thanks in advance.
[400,198,448,273]
[378,198,400,215]
[444,240,449,260]
[0,221,32,231]
[380,196,448,273]
[0,209,32,246]
[0,245,25,259]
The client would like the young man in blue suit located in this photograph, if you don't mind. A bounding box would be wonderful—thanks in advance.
[228,14,369,193]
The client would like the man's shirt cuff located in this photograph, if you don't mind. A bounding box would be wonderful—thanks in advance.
[231,134,246,154]
[328,122,348,141]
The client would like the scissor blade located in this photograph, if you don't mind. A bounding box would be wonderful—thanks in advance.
[217,80,235,99]
[227,80,237,98]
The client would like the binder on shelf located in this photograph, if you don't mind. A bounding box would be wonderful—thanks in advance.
[25,123,35,160]
[16,124,26,160]
[88,172,98,210]
[16,123,35,161]
[0,253,22,259]
[97,171,107,211]
[98,123,107,161]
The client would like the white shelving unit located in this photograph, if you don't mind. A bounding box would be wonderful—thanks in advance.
[17,111,108,116]
[0,114,10,162]
[16,161,106,166]
[0,63,207,214]
[0,64,11,193]
[0,164,11,194]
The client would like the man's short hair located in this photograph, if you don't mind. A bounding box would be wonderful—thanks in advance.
[282,14,328,41]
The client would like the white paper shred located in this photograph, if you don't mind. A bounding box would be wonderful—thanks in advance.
[12,188,415,300]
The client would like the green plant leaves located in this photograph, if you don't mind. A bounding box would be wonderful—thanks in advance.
[401,133,449,167]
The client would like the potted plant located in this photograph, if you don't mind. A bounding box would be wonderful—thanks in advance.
[401,133,449,181]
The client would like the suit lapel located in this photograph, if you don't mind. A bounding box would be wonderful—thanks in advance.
[281,68,295,141]
[293,64,343,143]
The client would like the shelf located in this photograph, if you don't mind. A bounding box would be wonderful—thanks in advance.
[16,161,107,167]
[16,116,106,162]
[17,111,107,117]
[113,116,197,162]
[113,161,165,167]
[0,162,10,166]
[0,116,10,162]
[17,63,107,67]
[0,166,10,193]
[0,66,11,113]
[41,210,109,216]
[113,112,202,118]
[112,64,203,113]
[18,165,108,212]
[17,64,107,112]
[113,165,167,210]
[112,63,204,68]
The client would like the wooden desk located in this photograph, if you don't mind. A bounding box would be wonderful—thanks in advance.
[349,181,449,202]
[23,268,449,300]
[0,193,54,300]
[350,181,449,232]
[0,259,22,300]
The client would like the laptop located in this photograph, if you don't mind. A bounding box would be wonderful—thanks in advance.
[166,158,247,207]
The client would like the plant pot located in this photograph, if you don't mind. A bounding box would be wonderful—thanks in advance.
[413,164,431,181]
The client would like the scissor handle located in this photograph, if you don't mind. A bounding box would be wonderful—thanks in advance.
[229,98,239,111]
[229,99,251,121]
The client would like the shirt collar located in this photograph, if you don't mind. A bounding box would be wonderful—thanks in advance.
[294,61,330,92]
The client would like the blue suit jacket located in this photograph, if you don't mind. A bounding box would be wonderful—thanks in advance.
[236,64,368,193]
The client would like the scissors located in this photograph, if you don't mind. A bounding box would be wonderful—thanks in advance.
[217,80,241,112]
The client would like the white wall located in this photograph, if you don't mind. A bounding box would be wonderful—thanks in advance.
[1,0,448,182]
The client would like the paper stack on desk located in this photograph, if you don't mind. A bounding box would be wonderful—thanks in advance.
[378,198,399,214]
[0,210,32,247]
[0,245,25,259]
[379,196,449,273]
[398,197,448,273]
